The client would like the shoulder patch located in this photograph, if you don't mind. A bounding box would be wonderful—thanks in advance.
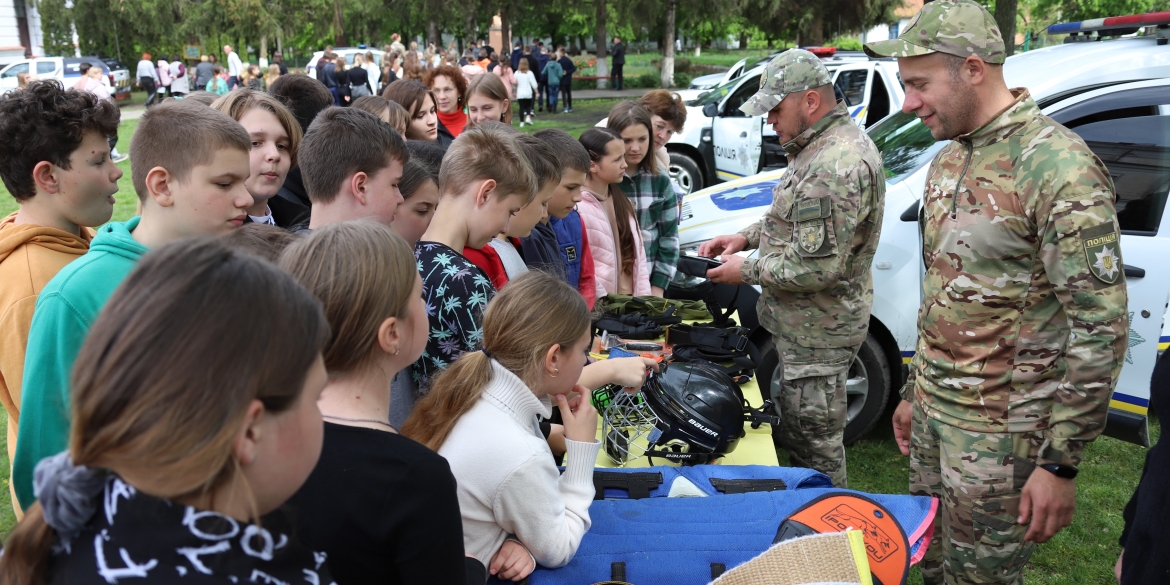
[1081,222,1121,286]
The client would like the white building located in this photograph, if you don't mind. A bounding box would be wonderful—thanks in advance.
[0,0,43,66]
[859,0,922,47]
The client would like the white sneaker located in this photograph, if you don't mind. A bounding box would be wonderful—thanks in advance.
[111,152,129,163]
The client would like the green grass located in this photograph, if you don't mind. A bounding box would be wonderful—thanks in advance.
[512,98,622,139]
[0,119,140,222]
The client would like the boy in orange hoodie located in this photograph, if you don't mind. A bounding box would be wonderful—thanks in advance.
[0,80,122,517]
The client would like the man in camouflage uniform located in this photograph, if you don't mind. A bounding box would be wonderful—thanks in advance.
[701,50,885,488]
[865,1,1128,583]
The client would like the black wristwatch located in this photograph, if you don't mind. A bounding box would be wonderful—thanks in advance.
[1039,463,1079,479]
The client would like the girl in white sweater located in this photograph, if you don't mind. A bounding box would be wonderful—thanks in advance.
[403,271,601,581]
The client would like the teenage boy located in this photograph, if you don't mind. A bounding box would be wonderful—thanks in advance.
[534,129,597,309]
[411,124,537,392]
[465,133,560,288]
[13,99,252,510]
[301,107,409,231]
[0,81,121,517]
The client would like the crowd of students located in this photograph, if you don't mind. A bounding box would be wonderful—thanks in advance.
[0,66,690,581]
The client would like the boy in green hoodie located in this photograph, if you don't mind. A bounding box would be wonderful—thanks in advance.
[13,98,252,510]
[0,80,122,518]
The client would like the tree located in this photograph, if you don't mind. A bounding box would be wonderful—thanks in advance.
[994,0,1018,57]
[31,0,75,56]
[661,0,676,86]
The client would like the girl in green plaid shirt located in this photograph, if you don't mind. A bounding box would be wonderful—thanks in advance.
[607,101,679,296]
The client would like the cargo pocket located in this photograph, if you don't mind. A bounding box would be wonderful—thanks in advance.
[972,491,1034,583]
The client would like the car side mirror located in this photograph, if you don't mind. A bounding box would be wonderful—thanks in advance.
[702,102,719,118]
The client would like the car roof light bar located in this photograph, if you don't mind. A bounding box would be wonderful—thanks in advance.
[1048,11,1170,34]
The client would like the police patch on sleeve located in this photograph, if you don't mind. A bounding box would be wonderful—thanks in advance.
[1081,222,1121,285]
[798,220,826,254]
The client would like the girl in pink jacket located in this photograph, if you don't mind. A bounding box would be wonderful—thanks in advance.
[577,128,651,298]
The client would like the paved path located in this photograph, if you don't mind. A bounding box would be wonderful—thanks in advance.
[573,88,650,100]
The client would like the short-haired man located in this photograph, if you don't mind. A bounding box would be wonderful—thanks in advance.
[700,50,886,489]
[224,44,243,89]
[610,37,625,90]
[14,99,252,510]
[301,107,409,230]
[864,1,1128,583]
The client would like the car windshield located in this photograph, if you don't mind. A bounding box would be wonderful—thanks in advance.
[869,110,947,185]
[694,73,748,106]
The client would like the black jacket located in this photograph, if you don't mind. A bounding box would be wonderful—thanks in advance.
[612,42,626,65]
[520,220,566,281]
[348,66,372,94]
[1119,353,1170,585]
[273,166,312,228]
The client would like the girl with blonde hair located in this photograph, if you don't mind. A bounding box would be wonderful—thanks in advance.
[279,221,486,584]
[403,271,601,580]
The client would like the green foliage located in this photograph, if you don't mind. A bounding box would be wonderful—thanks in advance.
[829,35,863,51]
[629,72,662,88]
[672,71,693,88]
[31,0,75,57]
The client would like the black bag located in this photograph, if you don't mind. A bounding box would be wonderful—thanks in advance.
[666,323,761,383]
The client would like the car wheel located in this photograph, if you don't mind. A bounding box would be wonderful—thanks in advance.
[669,152,703,195]
[757,334,892,447]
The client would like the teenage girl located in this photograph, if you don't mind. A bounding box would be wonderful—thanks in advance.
[577,127,651,298]
[352,95,410,136]
[211,89,302,227]
[0,238,332,584]
[383,79,439,143]
[514,58,539,126]
[466,73,513,126]
[279,221,485,585]
[403,271,601,580]
[607,101,679,297]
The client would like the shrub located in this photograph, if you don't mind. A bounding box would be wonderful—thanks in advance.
[629,72,662,89]
[672,72,693,88]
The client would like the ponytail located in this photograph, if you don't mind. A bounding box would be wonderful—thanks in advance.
[401,351,494,450]
[610,184,640,275]
[403,272,591,451]
[0,504,56,585]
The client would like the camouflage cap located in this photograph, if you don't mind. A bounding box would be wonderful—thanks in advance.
[863,0,1006,64]
[739,49,833,117]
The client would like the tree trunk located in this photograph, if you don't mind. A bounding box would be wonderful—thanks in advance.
[661,0,676,88]
[500,9,509,53]
[465,9,476,49]
[807,13,824,46]
[332,0,347,46]
[428,20,438,48]
[260,35,267,67]
[593,0,608,89]
[738,30,748,50]
[994,0,1018,57]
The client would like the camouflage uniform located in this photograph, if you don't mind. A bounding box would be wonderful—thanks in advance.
[866,3,1129,583]
[736,50,886,488]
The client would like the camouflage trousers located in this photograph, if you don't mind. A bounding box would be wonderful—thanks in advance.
[910,401,1046,585]
[773,342,853,488]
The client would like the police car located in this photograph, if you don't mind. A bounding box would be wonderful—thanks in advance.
[665,56,903,195]
[674,14,1170,446]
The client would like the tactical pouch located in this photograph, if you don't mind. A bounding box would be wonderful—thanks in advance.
[667,324,761,383]
[598,294,712,321]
